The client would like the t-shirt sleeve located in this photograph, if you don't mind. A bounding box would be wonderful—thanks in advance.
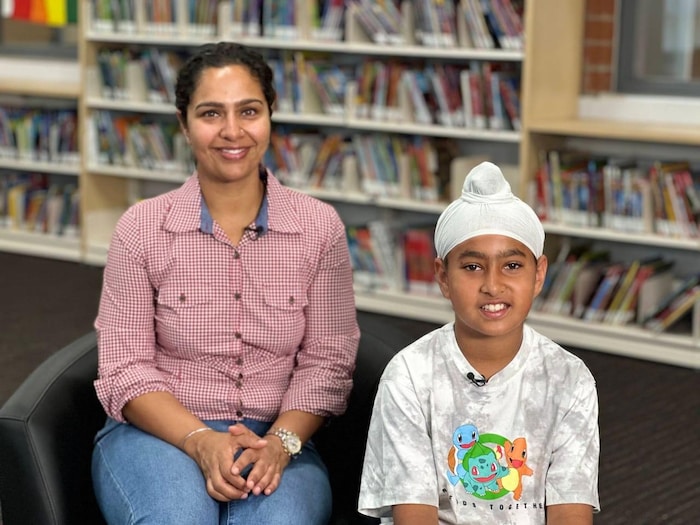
[545,367,600,511]
[358,357,439,518]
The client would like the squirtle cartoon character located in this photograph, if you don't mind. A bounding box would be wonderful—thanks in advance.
[460,442,509,496]
[445,424,479,485]
[498,437,533,500]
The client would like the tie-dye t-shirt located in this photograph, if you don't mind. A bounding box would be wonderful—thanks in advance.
[358,323,600,525]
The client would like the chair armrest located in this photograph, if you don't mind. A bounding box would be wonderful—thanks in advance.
[0,332,106,525]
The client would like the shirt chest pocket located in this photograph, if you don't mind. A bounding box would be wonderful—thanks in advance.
[262,285,308,312]
[155,284,213,346]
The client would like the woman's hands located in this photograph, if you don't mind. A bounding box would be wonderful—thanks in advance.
[230,424,290,496]
[182,423,290,501]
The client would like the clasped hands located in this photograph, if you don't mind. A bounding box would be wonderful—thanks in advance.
[182,423,290,502]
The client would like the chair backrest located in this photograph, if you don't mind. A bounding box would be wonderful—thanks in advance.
[0,333,106,525]
[315,311,417,525]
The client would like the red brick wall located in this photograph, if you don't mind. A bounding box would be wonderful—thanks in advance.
[582,0,617,93]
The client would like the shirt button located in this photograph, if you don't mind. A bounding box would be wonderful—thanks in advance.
[236,410,243,418]
[179,294,186,302]
[234,292,241,300]
[288,296,295,305]
[234,332,242,339]
[238,373,243,379]
[235,380,242,388]
[235,357,243,366]
[233,251,240,259]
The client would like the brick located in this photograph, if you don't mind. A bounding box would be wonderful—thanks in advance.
[582,70,613,93]
[585,18,614,41]
[586,0,616,16]
[583,43,613,66]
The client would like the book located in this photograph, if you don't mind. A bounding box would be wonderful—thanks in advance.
[308,134,344,188]
[603,259,642,323]
[583,263,625,322]
[368,220,401,291]
[467,61,487,129]
[608,257,674,325]
[571,261,607,319]
[533,237,572,311]
[402,226,439,296]
[541,246,601,315]
[650,160,691,236]
[636,270,675,324]
[640,273,700,326]
[499,75,521,131]
[463,0,495,49]
[346,225,382,289]
[644,284,700,332]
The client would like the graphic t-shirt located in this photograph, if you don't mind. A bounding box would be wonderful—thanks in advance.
[358,323,600,525]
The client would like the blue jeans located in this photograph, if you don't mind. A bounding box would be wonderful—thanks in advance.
[92,418,332,525]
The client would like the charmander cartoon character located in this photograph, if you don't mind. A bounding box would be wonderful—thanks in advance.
[445,424,479,485]
[460,442,509,496]
[498,437,533,500]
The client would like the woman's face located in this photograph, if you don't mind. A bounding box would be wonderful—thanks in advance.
[179,64,271,184]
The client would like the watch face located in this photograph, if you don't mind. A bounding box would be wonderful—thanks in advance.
[284,433,302,454]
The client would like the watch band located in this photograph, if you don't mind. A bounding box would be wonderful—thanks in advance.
[266,427,303,458]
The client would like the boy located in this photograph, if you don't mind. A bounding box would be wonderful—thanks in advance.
[358,162,599,524]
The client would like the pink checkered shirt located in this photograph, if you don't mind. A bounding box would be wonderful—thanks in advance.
[94,172,360,423]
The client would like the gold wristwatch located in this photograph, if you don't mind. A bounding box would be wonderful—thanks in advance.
[267,427,302,458]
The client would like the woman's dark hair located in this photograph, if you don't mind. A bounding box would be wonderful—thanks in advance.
[175,42,276,121]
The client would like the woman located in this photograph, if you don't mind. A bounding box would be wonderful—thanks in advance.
[91,42,360,525]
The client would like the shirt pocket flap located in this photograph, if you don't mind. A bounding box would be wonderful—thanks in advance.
[157,284,211,309]
[263,285,308,311]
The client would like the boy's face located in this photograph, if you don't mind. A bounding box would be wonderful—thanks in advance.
[435,234,547,343]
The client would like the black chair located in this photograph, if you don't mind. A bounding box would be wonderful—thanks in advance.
[0,311,415,525]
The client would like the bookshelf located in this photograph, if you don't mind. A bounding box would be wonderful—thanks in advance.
[77,3,523,284]
[0,57,82,262]
[518,0,700,368]
[0,0,671,367]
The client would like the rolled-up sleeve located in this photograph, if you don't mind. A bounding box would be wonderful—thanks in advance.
[94,210,171,422]
[281,215,360,417]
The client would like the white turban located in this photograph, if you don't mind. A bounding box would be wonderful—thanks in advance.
[434,161,544,259]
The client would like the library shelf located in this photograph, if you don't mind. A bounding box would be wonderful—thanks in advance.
[86,164,188,184]
[0,229,81,262]
[355,287,700,369]
[85,97,174,114]
[354,288,452,325]
[526,118,700,147]
[305,188,446,214]
[0,57,80,99]
[518,0,700,367]
[0,0,689,366]
[83,30,523,62]
[526,312,699,369]
[0,158,79,177]
[0,57,81,263]
[542,223,700,252]
[77,0,700,367]
[344,118,520,142]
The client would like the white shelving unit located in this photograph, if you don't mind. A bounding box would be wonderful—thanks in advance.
[519,0,700,368]
[1,0,673,367]
[0,58,82,261]
[79,0,522,267]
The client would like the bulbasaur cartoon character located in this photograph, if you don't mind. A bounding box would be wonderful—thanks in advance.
[460,442,509,496]
[446,424,479,486]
